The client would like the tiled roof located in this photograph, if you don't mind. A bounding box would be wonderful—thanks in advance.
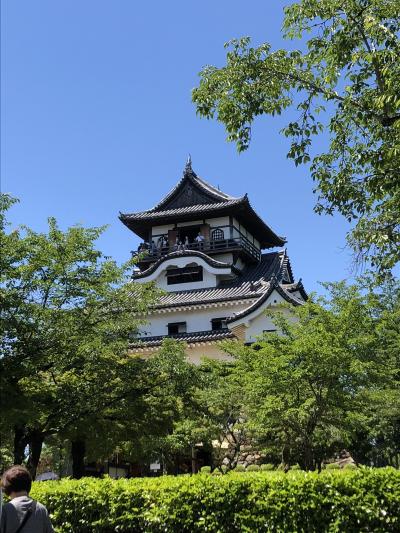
[283,280,308,301]
[131,329,235,348]
[152,252,285,309]
[226,278,304,324]
[118,161,285,248]
[120,198,245,222]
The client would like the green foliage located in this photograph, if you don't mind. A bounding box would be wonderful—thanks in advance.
[30,469,400,532]
[225,282,398,470]
[290,464,301,470]
[0,196,195,476]
[200,466,211,474]
[246,464,260,472]
[344,463,358,470]
[326,463,341,470]
[234,464,246,472]
[192,1,400,274]
[260,463,275,471]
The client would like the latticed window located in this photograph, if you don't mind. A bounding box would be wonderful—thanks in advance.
[211,228,224,241]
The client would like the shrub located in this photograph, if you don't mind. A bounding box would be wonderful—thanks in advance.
[234,464,245,472]
[200,466,211,474]
[343,463,358,470]
[326,463,341,470]
[30,469,400,532]
[290,464,301,470]
[246,464,260,472]
[260,463,275,471]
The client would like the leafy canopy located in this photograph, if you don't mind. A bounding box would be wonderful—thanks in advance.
[192,0,400,274]
[224,282,398,469]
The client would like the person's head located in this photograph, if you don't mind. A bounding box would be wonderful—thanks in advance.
[1,465,32,497]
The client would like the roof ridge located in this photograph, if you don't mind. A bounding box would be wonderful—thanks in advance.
[150,159,238,210]
[193,174,237,201]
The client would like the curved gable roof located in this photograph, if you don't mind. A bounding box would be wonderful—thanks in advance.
[226,277,304,325]
[132,250,236,280]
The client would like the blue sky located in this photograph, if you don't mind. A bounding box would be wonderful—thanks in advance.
[1,0,357,293]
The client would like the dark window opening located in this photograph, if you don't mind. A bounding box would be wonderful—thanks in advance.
[178,225,202,244]
[167,322,187,335]
[211,318,228,331]
[166,265,203,285]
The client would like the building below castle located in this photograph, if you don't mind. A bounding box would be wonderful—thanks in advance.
[120,158,307,362]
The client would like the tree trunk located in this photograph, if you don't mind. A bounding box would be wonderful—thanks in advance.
[71,439,86,479]
[303,440,314,471]
[13,425,28,465]
[26,430,44,479]
[281,444,290,472]
[191,446,197,474]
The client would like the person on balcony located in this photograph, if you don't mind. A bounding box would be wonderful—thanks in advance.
[195,232,205,249]
[157,236,164,256]
[184,236,190,249]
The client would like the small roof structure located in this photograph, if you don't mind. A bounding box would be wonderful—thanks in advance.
[119,159,285,249]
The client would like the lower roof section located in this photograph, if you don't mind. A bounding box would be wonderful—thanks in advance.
[130,329,235,349]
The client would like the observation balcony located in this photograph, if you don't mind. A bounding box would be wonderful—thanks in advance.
[133,226,261,267]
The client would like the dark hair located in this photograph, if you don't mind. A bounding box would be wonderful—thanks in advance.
[1,465,32,496]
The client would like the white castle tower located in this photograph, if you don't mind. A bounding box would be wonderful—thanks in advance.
[120,159,306,362]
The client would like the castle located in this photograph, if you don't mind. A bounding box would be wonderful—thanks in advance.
[120,158,306,361]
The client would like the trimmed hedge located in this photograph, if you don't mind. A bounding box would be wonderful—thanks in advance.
[31,469,400,532]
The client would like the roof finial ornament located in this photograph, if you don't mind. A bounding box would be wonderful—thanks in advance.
[184,154,192,174]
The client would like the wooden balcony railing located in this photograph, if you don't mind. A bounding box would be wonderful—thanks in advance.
[134,233,261,263]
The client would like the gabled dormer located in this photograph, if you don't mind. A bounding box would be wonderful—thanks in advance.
[152,156,236,210]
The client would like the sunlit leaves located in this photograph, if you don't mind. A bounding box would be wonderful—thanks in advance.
[192,0,400,275]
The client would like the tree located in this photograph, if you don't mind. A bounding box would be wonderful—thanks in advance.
[347,279,400,467]
[192,0,400,274]
[0,195,161,477]
[226,283,394,470]
[123,339,211,475]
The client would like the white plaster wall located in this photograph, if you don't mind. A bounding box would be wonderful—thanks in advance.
[131,342,234,364]
[207,216,230,226]
[212,253,234,263]
[139,302,254,337]
[244,312,278,343]
[185,343,234,365]
[243,294,294,343]
[151,224,174,237]
[177,220,203,228]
